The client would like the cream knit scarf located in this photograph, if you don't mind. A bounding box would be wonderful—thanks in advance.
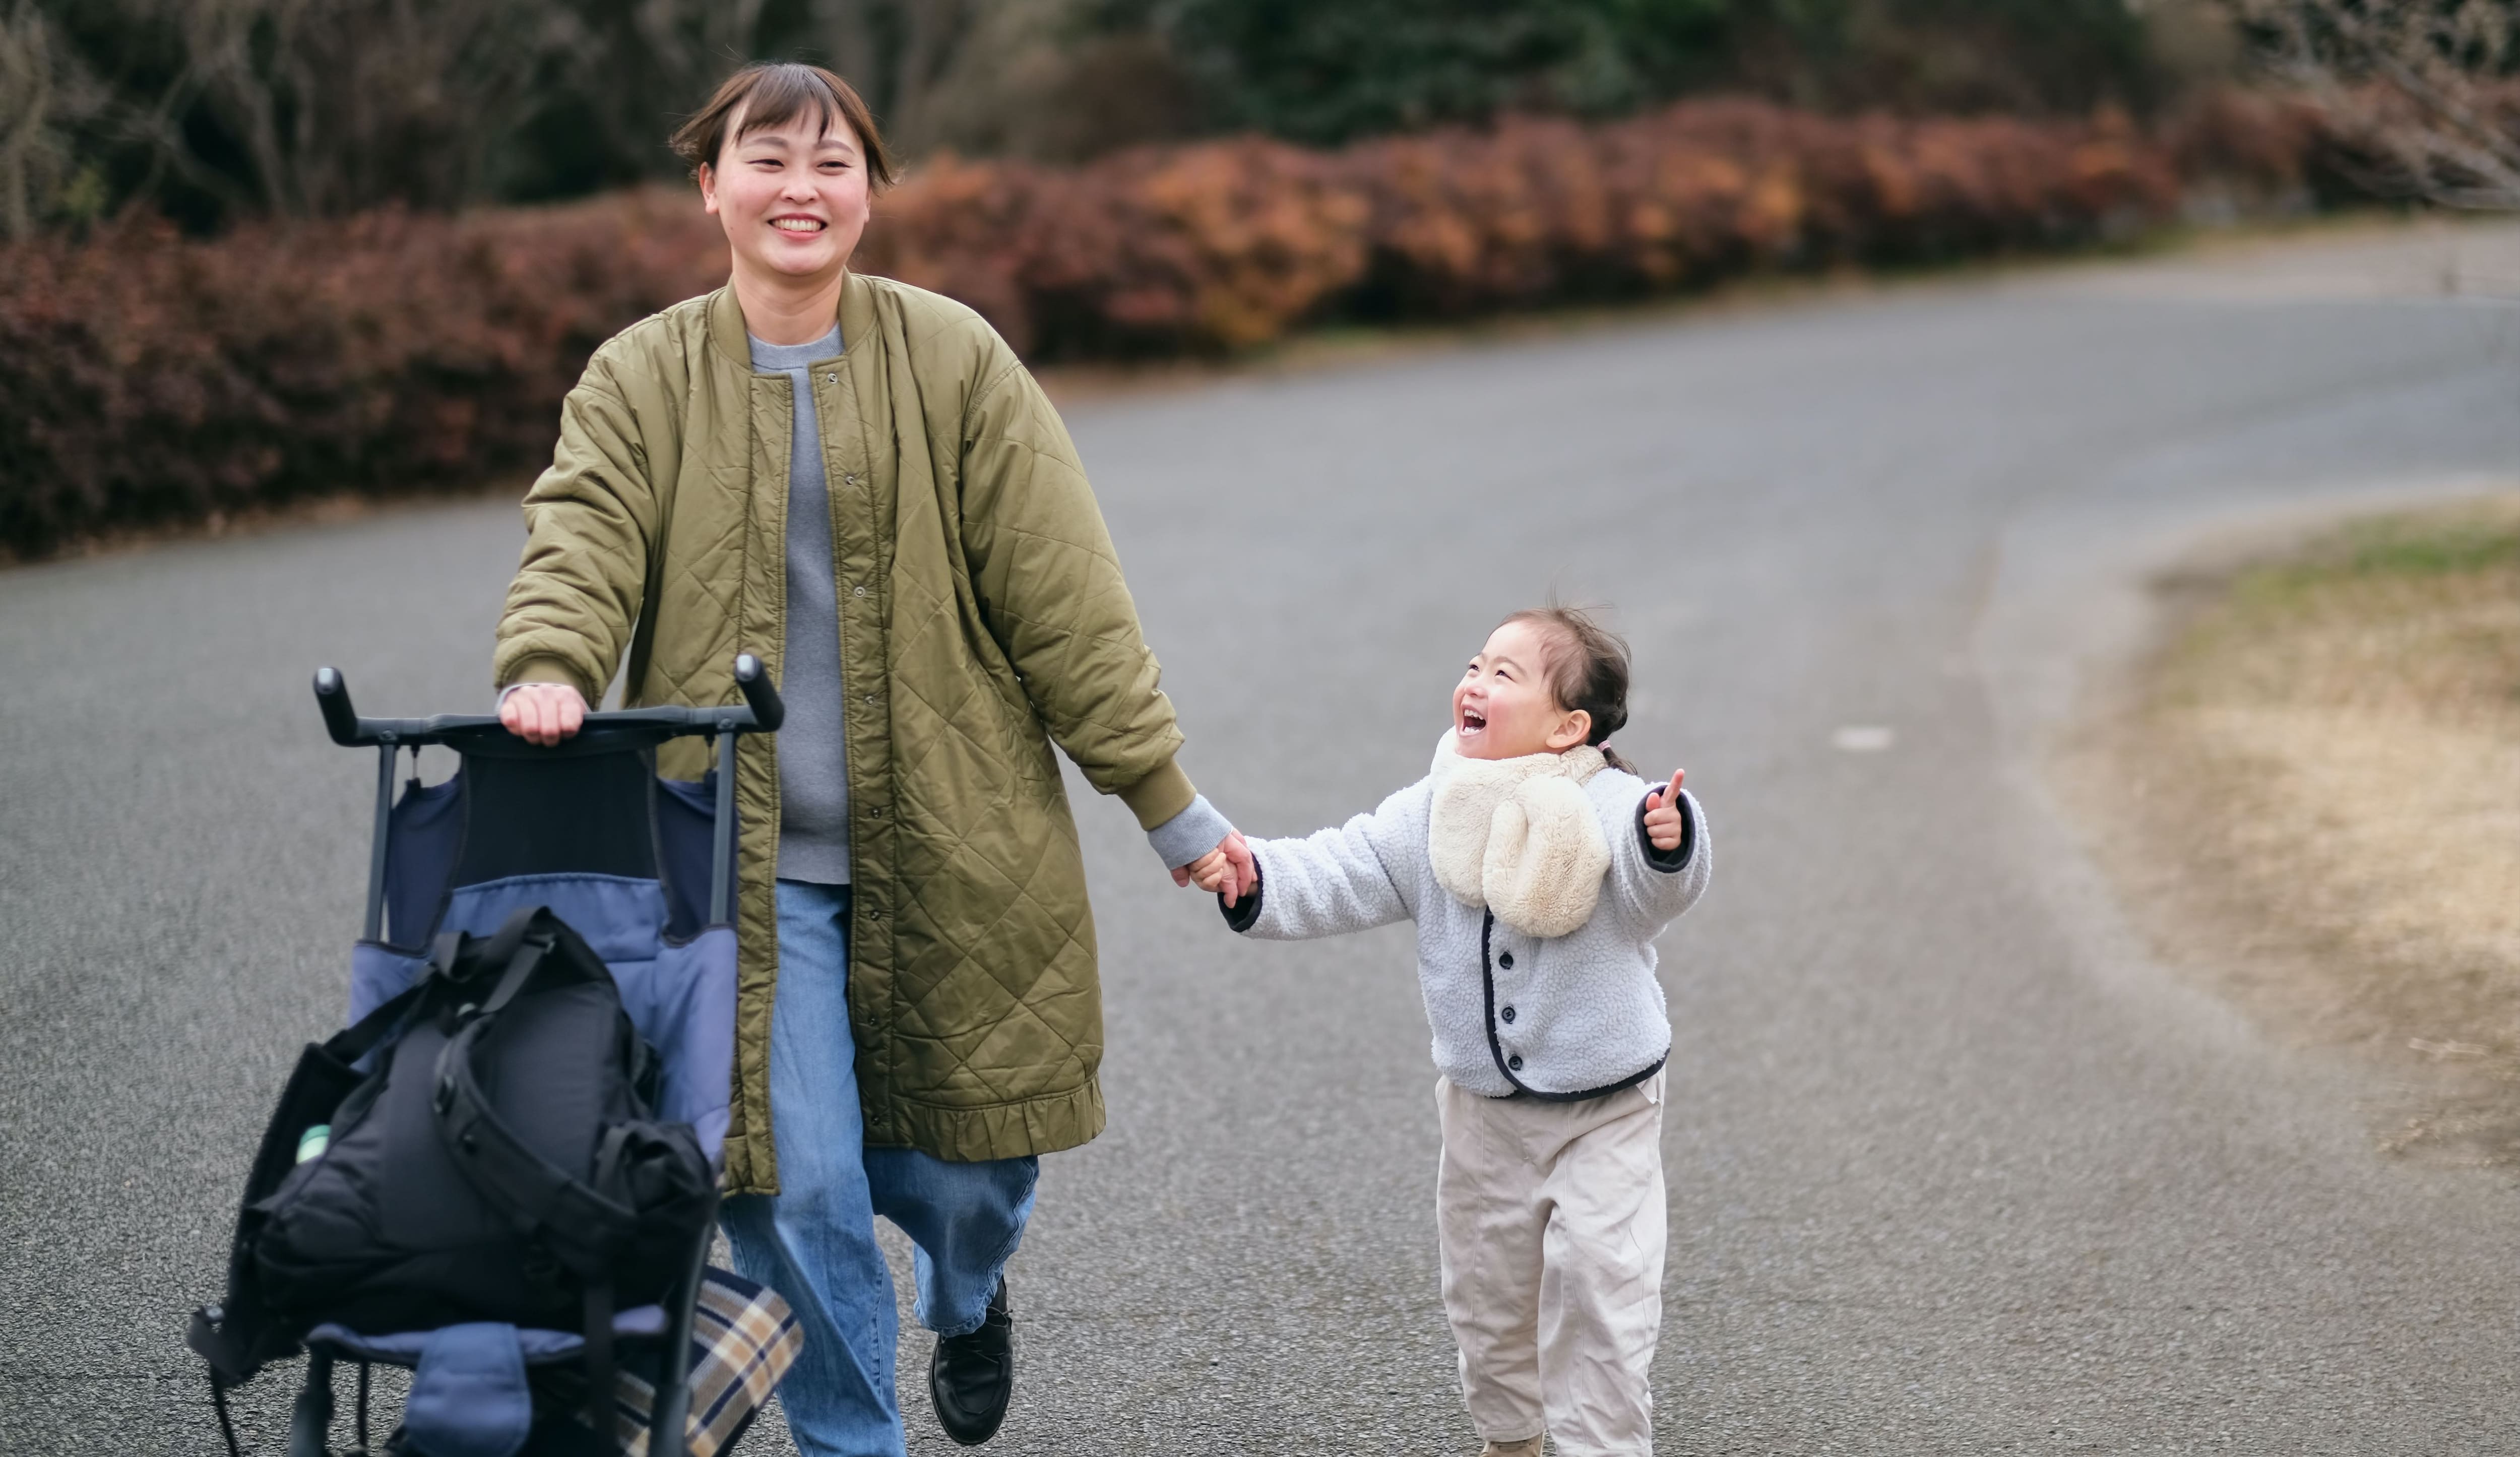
[1427,730,1610,938]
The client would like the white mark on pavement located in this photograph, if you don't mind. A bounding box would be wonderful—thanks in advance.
[1833,725,1896,752]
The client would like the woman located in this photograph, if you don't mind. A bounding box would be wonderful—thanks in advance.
[493,62,1253,1454]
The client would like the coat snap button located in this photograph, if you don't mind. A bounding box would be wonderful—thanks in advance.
[844,472,860,486]
[1507,1054,1524,1071]
[1500,1005,1516,1024]
[853,585,867,597]
[1498,952,1514,970]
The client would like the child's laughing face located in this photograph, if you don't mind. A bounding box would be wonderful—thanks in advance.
[1453,620,1594,762]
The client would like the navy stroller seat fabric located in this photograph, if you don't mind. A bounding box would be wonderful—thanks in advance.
[191,662,789,1457]
[335,741,736,1454]
[352,742,737,1165]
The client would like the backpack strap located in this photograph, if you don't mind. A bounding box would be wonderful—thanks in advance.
[470,921,553,1020]
[467,904,548,996]
[428,914,642,1279]
[582,1280,615,1439]
[430,928,465,984]
[317,903,547,1069]
[318,969,434,1068]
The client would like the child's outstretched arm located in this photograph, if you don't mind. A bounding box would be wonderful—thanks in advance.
[1609,767,1712,935]
[1217,782,1427,940]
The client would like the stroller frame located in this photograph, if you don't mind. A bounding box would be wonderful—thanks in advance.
[200,656,784,1457]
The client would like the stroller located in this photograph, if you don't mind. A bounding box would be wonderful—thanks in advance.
[188,657,798,1456]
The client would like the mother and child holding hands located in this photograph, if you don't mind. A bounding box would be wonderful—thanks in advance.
[493,60,1711,1457]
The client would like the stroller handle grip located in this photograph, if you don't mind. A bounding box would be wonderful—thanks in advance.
[734,653,785,732]
[310,659,786,747]
[313,666,362,746]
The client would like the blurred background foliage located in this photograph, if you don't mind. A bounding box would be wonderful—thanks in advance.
[0,0,2239,237]
[7,0,2502,560]
[1148,0,2169,145]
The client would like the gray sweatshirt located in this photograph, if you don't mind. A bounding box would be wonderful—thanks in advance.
[749,327,853,883]
[749,327,1232,882]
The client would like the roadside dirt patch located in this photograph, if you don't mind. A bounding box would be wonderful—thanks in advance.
[2060,495,2520,1165]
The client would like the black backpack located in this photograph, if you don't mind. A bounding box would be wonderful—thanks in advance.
[191,906,715,1426]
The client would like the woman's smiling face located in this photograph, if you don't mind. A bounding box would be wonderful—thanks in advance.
[699,103,872,284]
[1453,619,1592,762]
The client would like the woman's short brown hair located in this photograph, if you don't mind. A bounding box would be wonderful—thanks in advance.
[669,63,899,191]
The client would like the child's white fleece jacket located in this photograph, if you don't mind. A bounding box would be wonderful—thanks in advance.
[1225,759,1711,1099]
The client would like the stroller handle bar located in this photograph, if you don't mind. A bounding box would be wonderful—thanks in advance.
[314,655,786,747]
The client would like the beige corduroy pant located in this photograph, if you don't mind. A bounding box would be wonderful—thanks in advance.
[1436,1071,1666,1457]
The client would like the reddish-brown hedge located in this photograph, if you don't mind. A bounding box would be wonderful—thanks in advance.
[0,95,2329,558]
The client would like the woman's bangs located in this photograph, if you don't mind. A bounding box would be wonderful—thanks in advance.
[731,69,846,149]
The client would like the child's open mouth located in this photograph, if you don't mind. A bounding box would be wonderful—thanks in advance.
[1460,708,1487,736]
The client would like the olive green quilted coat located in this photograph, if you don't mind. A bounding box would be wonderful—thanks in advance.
[493,276,1198,1194]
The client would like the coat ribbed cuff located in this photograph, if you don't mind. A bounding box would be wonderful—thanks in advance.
[496,655,593,703]
[1147,792,1233,870]
[1116,756,1196,831]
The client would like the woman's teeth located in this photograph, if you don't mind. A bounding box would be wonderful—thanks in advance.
[774,218,824,232]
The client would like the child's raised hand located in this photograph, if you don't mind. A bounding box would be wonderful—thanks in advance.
[1644,767,1687,852]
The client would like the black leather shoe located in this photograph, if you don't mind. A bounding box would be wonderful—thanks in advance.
[929,1276,1015,1445]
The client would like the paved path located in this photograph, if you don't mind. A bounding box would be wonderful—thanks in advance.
[5,221,2518,1455]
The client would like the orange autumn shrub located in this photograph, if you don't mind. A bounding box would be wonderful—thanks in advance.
[0,191,726,557]
[860,99,2190,354]
[2,96,2330,558]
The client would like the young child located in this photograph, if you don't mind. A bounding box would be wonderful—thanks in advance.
[1187,605,1709,1457]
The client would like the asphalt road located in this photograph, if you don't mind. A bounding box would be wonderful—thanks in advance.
[6,220,2519,1455]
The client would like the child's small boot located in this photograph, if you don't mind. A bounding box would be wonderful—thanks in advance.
[1479,1438,1545,1457]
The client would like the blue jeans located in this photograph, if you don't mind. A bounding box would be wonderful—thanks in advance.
[722,880,1040,1457]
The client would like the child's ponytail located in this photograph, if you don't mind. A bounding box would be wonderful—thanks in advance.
[1500,604,1643,777]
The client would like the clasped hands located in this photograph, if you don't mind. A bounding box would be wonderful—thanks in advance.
[1177,831,1257,907]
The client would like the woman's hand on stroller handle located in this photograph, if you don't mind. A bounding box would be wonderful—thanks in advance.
[500,682,587,746]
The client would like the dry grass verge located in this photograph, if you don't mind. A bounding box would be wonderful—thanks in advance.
[2065,495,2520,1165]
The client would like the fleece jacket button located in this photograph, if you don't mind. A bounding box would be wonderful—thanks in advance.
[1507,1054,1524,1072]
[1498,951,1514,970]
[1500,1005,1516,1024]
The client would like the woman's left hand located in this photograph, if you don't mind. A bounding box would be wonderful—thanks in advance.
[1644,768,1687,852]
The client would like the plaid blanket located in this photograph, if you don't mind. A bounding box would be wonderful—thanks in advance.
[606,1268,801,1457]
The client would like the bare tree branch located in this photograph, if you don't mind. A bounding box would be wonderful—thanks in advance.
[0,0,53,239]
[2213,0,2520,210]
